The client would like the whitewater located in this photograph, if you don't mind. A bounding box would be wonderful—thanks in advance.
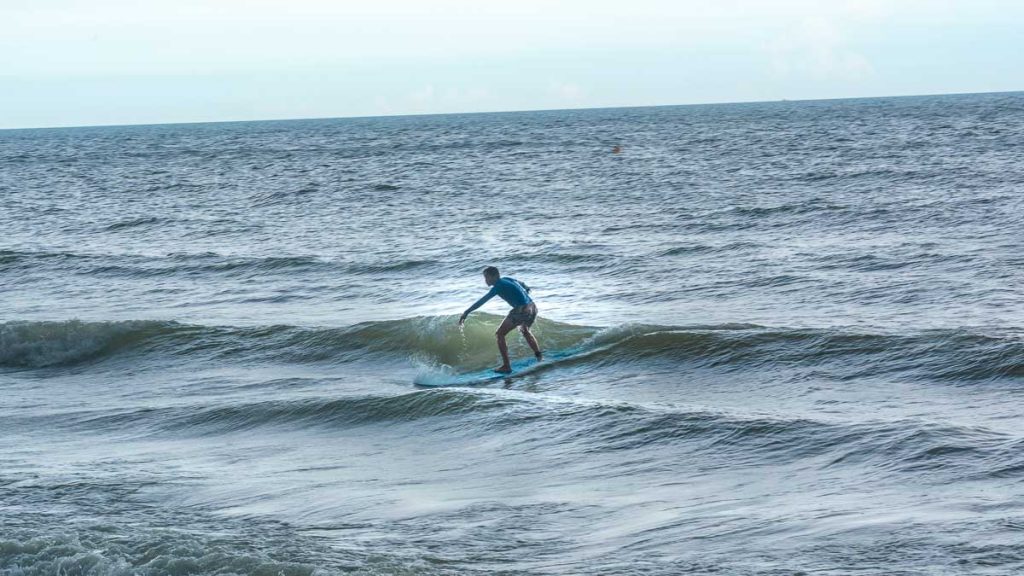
[2,92,1023,575]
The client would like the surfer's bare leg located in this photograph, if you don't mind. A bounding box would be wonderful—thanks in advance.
[520,325,542,361]
[494,318,516,373]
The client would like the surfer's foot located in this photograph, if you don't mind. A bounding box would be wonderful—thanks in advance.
[535,351,543,362]
[494,365,512,374]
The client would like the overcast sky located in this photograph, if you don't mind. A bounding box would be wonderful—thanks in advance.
[2,0,1022,129]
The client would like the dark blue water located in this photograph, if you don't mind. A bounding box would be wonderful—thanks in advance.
[2,92,1023,574]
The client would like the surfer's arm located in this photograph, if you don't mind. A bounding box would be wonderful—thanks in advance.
[515,279,531,294]
[461,287,497,320]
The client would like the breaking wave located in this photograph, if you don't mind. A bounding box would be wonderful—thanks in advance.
[2,317,1021,383]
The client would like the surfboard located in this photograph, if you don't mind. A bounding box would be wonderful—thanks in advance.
[414,348,578,387]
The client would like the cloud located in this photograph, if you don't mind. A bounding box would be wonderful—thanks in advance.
[404,84,494,114]
[4,0,1022,127]
[409,85,436,105]
[548,81,585,102]
[765,13,876,81]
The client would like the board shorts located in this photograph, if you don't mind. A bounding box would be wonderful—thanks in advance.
[506,302,538,328]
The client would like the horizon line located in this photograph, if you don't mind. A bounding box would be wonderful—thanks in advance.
[2,88,1021,132]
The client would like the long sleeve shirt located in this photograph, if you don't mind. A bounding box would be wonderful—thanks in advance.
[464,277,532,316]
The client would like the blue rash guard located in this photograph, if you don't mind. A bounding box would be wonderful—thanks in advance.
[464,277,532,316]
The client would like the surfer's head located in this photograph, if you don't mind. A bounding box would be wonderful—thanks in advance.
[483,266,500,286]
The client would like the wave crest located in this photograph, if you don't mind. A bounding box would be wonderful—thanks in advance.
[0,320,182,368]
[3,317,1021,383]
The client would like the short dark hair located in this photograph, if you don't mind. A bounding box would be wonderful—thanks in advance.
[483,266,500,278]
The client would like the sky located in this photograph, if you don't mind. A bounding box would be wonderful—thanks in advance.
[1,0,1022,129]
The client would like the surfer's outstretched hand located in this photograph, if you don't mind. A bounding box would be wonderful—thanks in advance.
[457,314,466,327]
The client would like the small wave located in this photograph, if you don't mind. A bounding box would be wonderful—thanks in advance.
[0,532,325,576]
[203,255,324,273]
[0,316,594,370]
[102,216,162,231]
[0,320,185,368]
[54,388,1020,482]
[815,251,975,273]
[74,389,513,435]
[330,315,596,367]
[546,401,1013,476]
[0,249,20,266]
[345,259,436,273]
[194,256,434,277]
[793,166,926,184]
[15,251,437,280]
[585,327,1024,382]
[658,241,760,257]
[501,252,613,265]
[0,249,94,269]
[80,255,325,279]
[249,186,321,206]
[724,198,846,217]
[4,317,1021,383]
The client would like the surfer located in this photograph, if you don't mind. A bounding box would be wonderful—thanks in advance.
[458,266,542,373]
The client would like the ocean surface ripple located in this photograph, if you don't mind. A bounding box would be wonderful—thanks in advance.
[2,93,1023,575]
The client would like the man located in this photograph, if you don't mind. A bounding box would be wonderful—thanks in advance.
[458,266,542,373]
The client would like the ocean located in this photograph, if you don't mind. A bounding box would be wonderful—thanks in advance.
[2,92,1023,575]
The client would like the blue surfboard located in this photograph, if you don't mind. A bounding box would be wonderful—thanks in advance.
[414,348,579,387]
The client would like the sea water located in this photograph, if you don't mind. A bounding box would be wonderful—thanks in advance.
[2,92,1023,574]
